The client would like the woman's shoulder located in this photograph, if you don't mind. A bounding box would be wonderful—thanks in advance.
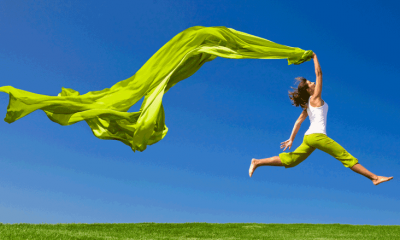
[309,96,324,108]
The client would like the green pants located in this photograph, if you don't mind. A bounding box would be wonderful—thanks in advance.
[279,133,359,168]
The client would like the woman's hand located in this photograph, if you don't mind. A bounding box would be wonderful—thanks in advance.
[280,139,293,151]
[312,52,316,59]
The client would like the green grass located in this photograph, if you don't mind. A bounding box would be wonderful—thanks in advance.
[0,223,399,239]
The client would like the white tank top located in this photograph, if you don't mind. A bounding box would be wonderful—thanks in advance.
[304,96,328,135]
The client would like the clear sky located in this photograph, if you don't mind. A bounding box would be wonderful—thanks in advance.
[0,0,399,224]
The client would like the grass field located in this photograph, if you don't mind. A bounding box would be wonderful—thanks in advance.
[1,223,399,239]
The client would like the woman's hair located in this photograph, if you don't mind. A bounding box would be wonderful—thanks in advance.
[288,77,311,110]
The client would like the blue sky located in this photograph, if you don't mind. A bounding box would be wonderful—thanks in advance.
[0,0,399,224]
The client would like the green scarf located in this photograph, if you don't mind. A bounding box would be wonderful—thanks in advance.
[0,26,313,152]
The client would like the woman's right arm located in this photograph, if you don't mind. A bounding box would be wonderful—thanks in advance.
[312,53,323,98]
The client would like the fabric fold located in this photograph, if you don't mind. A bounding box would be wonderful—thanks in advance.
[0,26,313,152]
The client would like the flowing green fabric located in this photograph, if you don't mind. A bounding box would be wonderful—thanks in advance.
[0,26,313,152]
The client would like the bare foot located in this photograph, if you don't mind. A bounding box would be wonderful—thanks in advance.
[372,176,393,186]
[249,158,257,177]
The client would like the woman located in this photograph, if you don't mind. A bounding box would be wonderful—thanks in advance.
[249,53,393,186]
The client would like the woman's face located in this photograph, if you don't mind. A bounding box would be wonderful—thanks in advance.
[306,80,315,93]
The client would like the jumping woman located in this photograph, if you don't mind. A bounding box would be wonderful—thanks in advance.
[249,53,393,186]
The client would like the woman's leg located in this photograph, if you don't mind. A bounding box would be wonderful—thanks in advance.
[350,163,393,186]
[250,136,315,177]
[307,134,393,185]
[249,156,283,177]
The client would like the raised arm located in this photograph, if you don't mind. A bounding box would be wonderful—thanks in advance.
[312,53,323,98]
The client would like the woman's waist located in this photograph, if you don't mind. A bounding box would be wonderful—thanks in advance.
[308,120,327,126]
